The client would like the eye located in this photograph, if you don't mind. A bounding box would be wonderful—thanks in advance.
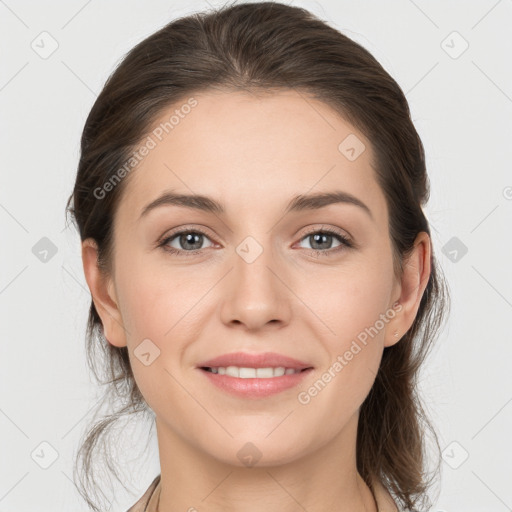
[157,225,353,258]
[296,227,353,257]
[158,228,214,256]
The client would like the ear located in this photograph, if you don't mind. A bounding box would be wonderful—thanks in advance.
[81,238,128,348]
[384,231,431,348]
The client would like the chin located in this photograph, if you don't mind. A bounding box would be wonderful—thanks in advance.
[204,435,310,469]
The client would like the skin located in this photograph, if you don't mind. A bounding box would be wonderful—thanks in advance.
[82,89,431,512]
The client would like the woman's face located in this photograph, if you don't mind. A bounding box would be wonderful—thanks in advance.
[85,89,423,467]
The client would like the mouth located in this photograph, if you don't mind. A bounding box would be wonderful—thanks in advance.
[196,351,313,373]
[200,366,312,378]
[195,351,314,398]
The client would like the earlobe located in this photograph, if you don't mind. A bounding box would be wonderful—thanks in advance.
[384,232,431,347]
[81,238,128,348]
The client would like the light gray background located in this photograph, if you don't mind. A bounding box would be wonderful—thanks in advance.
[1,0,511,511]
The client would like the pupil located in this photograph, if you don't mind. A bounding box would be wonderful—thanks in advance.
[311,233,331,250]
[181,233,202,250]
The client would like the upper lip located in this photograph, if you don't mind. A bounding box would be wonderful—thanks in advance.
[197,351,313,370]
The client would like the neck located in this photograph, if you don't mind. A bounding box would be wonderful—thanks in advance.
[155,412,379,512]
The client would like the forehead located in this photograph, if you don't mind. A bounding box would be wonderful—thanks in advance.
[116,88,386,225]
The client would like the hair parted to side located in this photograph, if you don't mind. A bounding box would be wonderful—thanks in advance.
[65,2,449,510]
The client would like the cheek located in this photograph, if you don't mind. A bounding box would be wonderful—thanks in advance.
[115,254,206,340]
[315,256,394,344]
[114,260,211,396]
[114,264,197,412]
[298,289,390,429]
[312,257,394,399]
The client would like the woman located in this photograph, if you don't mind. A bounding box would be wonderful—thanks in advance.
[66,2,449,511]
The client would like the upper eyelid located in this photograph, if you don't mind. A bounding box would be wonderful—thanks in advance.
[161,225,352,248]
[160,225,216,244]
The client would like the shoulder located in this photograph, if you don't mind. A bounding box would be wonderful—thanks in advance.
[372,477,399,512]
[126,475,161,512]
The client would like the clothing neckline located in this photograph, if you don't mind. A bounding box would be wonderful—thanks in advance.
[144,474,161,511]
[131,473,400,512]
[126,475,161,512]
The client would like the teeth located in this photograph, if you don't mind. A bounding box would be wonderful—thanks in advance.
[206,366,301,378]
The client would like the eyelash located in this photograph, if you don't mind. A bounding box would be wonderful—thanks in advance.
[157,226,354,258]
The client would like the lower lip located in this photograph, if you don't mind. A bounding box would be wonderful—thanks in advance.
[198,368,314,399]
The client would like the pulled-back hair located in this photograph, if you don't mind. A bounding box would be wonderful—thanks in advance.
[65,2,449,510]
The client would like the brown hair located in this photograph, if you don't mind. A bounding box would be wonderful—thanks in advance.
[65,2,449,510]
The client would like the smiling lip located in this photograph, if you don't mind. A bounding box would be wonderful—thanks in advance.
[196,351,314,399]
[196,351,313,370]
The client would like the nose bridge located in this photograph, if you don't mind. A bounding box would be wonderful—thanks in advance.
[220,231,291,329]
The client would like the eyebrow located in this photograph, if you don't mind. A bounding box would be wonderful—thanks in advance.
[139,189,373,221]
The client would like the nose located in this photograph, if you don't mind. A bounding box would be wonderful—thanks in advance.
[219,239,292,331]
